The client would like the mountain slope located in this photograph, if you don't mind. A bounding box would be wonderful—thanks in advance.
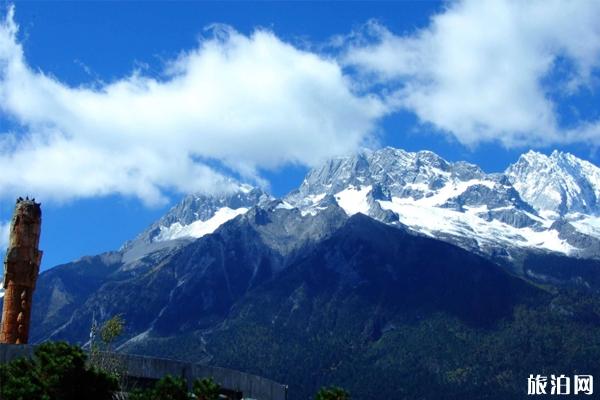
[28,201,349,344]
[115,215,599,400]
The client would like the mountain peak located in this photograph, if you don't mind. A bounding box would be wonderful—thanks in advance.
[519,149,582,165]
[518,149,554,164]
[122,184,271,256]
[550,149,562,158]
[506,150,600,216]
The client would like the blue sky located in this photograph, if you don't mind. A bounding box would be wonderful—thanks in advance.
[0,1,599,269]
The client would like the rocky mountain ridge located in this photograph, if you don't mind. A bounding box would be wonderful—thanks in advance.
[119,147,600,265]
[283,147,600,261]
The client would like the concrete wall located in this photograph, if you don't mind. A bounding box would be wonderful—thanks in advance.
[0,344,287,400]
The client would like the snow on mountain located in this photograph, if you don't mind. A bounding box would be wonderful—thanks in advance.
[335,185,372,216]
[143,183,270,243]
[378,198,572,255]
[288,148,471,201]
[288,148,531,219]
[119,147,600,262]
[154,207,250,241]
[506,150,600,217]
[119,183,271,263]
[285,147,600,258]
[569,215,600,237]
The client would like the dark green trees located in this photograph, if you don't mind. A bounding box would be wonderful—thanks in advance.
[0,341,118,400]
[128,375,221,400]
[193,377,221,400]
[316,386,351,400]
[129,375,189,400]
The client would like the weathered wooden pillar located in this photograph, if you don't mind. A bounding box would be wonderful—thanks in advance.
[0,198,43,344]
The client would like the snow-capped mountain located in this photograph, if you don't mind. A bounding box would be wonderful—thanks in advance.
[119,184,271,264]
[137,184,270,242]
[149,184,271,242]
[285,147,600,259]
[119,147,600,264]
[506,150,600,218]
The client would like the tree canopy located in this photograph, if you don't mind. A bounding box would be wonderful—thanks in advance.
[0,341,118,400]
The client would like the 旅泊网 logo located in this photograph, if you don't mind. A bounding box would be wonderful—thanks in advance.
[528,374,593,396]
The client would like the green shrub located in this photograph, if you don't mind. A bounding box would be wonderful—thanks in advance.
[193,377,220,400]
[0,341,118,400]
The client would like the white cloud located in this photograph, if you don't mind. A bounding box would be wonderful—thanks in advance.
[3,1,599,207]
[0,7,387,206]
[343,0,600,148]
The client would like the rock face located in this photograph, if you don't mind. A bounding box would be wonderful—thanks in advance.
[133,184,271,243]
[119,185,272,266]
[0,198,43,344]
